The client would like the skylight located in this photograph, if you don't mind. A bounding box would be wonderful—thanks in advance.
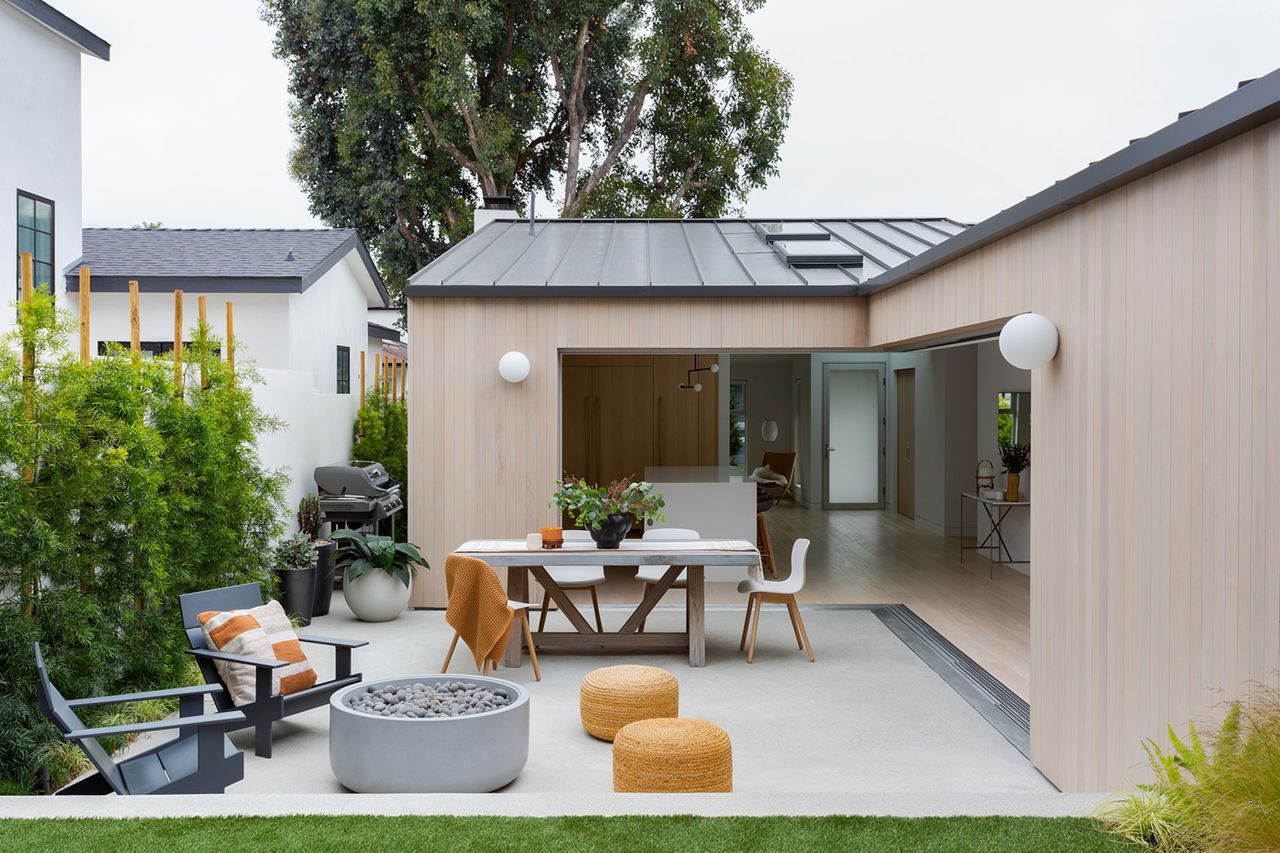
[752,221,830,242]
[772,239,863,267]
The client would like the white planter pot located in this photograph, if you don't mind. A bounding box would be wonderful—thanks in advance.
[343,567,411,622]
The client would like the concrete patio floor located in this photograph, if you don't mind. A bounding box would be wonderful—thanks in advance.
[2,593,1106,818]
[242,595,1046,795]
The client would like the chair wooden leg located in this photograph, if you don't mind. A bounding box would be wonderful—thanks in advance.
[482,659,490,676]
[520,610,542,681]
[441,631,460,673]
[784,596,804,649]
[747,595,763,664]
[538,589,551,632]
[788,596,815,662]
[639,583,652,633]
[589,585,603,633]
[740,593,756,651]
[757,513,778,578]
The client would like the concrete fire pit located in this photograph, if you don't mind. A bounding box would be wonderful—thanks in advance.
[329,675,530,793]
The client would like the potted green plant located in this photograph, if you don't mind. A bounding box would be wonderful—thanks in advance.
[998,442,1030,502]
[297,493,337,616]
[273,533,319,625]
[550,477,666,549]
[332,529,429,622]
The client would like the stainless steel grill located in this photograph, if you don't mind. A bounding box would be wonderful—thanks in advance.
[314,461,403,529]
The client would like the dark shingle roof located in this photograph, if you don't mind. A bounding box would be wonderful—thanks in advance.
[406,217,967,298]
[65,228,389,307]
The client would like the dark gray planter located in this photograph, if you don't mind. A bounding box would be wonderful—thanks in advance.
[588,513,632,549]
[273,565,316,626]
[312,541,338,617]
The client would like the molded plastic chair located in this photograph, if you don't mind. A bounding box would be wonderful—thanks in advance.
[738,538,814,663]
[634,527,700,632]
[179,582,368,758]
[539,530,606,632]
[34,643,245,794]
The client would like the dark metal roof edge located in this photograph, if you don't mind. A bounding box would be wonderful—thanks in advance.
[5,0,110,60]
[367,322,401,342]
[405,283,863,299]
[64,276,303,294]
[301,232,390,307]
[862,67,1280,294]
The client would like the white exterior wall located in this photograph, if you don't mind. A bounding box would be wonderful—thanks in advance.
[0,4,84,334]
[290,253,373,392]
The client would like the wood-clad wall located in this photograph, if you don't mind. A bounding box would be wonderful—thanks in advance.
[870,118,1280,791]
[406,297,867,609]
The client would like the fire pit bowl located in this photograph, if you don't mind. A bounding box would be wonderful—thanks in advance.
[329,675,530,793]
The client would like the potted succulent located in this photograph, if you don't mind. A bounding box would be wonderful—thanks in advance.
[550,477,666,549]
[273,533,319,626]
[298,493,337,616]
[332,529,429,622]
[998,441,1030,502]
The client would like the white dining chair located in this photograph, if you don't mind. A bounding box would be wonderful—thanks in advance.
[539,530,606,632]
[634,527,700,632]
[738,538,814,663]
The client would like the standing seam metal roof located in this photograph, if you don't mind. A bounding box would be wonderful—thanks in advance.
[406,217,967,298]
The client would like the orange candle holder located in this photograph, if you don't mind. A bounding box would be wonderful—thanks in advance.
[540,527,564,549]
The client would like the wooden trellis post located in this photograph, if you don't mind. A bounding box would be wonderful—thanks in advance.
[173,290,184,394]
[78,266,91,363]
[226,301,235,379]
[399,354,407,401]
[128,281,140,361]
[390,356,398,403]
[374,353,382,397]
[197,295,208,388]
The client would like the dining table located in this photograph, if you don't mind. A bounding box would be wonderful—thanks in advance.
[452,538,762,667]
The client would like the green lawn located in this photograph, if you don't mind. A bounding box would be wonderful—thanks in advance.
[0,815,1141,852]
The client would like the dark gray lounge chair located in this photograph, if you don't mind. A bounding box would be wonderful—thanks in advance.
[179,582,368,758]
[34,643,245,795]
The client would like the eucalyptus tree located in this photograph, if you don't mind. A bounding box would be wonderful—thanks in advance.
[263,0,792,292]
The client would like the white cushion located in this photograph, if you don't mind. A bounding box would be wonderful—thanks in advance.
[544,566,606,586]
[750,465,787,486]
[635,565,687,586]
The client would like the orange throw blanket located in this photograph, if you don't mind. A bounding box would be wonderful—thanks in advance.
[444,554,514,671]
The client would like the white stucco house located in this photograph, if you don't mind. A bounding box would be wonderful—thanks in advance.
[65,227,393,515]
[1,0,108,333]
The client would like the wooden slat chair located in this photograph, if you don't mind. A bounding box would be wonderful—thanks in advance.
[34,643,245,795]
[179,582,368,758]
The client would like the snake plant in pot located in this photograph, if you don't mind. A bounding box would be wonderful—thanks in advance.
[297,493,337,616]
[273,534,319,626]
[332,529,429,622]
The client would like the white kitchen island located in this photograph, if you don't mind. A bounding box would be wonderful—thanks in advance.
[644,467,757,582]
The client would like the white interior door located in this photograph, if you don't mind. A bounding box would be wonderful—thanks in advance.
[823,365,884,508]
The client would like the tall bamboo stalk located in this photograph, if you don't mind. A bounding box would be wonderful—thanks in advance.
[128,281,140,362]
[78,266,91,363]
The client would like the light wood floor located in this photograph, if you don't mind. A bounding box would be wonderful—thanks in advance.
[766,503,1031,700]
[534,504,1031,700]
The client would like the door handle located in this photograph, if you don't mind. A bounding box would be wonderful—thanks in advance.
[824,444,835,459]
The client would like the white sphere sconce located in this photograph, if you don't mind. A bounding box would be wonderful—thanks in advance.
[999,313,1059,370]
[761,420,779,442]
[498,351,531,383]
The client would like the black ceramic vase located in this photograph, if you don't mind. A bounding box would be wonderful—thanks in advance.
[274,566,317,626]
[588,514,633,549]
[312,540,338,617]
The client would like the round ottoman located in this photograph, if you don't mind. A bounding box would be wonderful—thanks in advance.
[613,718,733,792]
[580,665,679,741]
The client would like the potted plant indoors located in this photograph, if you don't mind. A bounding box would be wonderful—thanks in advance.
[332,529,429,622]
[298,493,337,616]
[551,477,666,549]
[998,441,1030,502]
[273,533,319,626]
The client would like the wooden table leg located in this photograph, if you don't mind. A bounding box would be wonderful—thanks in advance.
[505,565,529,667]
[687,565,705,666]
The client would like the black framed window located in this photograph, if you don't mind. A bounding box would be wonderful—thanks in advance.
[17,191,54,302]
[97,341,217,359]
[336,346,351,394]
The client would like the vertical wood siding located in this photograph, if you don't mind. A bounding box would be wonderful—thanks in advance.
[869,119,1280,791]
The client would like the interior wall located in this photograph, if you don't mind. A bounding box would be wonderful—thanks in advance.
[728,359,796,470]
[975,341,1031,563]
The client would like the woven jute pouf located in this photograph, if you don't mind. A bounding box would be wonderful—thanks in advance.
[580,665,679,741]
[613,718,733,792]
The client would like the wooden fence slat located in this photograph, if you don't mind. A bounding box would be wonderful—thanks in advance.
[78,266,90,363]
[128,281,140,360]
[226,301,235,377]
[173,290,183,393]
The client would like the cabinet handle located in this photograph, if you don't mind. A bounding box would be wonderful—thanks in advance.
[656,395,662,466]
[595,396,603,484]
[583,395,591,480]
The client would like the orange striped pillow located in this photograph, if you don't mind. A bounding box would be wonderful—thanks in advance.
[198,599,317,705]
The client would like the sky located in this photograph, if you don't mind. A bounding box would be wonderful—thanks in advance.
[57,0,1280,231]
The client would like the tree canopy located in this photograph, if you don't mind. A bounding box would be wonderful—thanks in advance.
[263,0,793,297]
